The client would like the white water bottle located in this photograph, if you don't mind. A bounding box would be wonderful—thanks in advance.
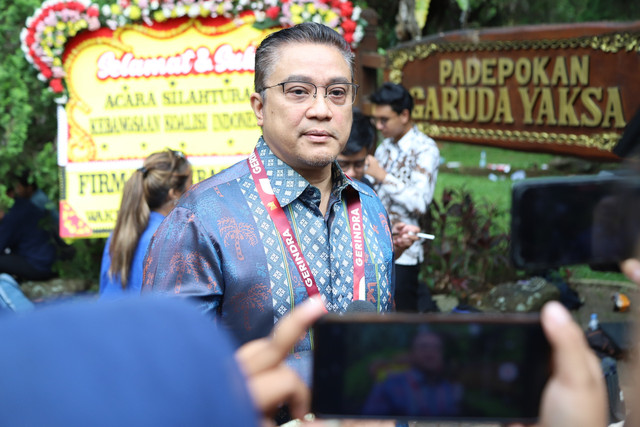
[479,150,487,168]
[588,313,599,331]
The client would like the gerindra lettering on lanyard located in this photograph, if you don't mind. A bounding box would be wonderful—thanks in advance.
[282,228,314,287]
[248,148,365,301]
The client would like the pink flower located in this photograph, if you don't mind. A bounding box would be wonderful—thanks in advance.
[52,66,65,78]
[87,17,100,31]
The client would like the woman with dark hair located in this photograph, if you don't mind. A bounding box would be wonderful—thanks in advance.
[100,149,192,299]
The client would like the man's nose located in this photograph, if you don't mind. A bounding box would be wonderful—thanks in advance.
[307,92,333,118]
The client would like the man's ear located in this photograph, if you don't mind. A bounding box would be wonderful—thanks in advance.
[400,109,411,125]
[250,92,265,127]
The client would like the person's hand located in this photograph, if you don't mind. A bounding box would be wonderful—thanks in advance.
[391,222,420,258]
[235,296,326,426]
[621,257,640,285]
[365,155,387,184]
[511,301,607,427]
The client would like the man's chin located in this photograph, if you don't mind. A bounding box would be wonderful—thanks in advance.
[298,149,340,169]
[301,155,336,169]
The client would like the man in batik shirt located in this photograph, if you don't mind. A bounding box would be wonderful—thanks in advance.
[142,23,395,383]
[366,82,440,312]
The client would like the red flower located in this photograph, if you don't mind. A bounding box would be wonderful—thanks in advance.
[266,6,280,20]
[87,5,100,17]
[340,2,353,17]
[68,2,84,12]
[343,32,354,44]
[341,19,356,33]
[331,0,342,8]
[50,78,64,93]
[41,67,53,79]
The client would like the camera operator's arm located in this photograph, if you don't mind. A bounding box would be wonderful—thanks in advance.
[510,301,607,427]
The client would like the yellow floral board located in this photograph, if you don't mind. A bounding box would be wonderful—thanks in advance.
[59,160,230,237]
[57,16,271,237]
[62,15,267,162]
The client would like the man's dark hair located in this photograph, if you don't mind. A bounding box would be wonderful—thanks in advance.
[370,82,414,115]
[343,109,376,155]
[254,22,355,95]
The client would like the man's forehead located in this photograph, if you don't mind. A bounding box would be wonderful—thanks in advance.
[271,42,351,79]
[338,149,368,160]
[372,104,395,117]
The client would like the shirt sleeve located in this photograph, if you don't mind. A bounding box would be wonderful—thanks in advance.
[142,206,224,317]
[376,138,440,217]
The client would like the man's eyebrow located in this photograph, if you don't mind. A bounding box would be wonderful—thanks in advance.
[282,75,352,84]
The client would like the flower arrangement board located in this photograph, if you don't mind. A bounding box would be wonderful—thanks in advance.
[21,0,365,238]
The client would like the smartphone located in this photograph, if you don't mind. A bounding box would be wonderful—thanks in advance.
[311,313,551,423]
[510,174,640,271]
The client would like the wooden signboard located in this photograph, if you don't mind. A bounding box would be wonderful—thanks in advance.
[387,21,640,160]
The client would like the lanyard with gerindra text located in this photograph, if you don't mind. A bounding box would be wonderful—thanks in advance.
[248,148,366,300]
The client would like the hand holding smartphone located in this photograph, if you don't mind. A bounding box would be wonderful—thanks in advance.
[311,313,551,423]
[510,174,640,270]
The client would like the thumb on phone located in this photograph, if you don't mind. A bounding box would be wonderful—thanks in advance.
[534,301,607,427]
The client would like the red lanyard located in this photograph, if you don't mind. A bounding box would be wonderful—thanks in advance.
[248,148,365,300]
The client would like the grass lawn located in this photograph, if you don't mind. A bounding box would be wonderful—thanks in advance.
[439,141,556,170]
[433,141,629,283]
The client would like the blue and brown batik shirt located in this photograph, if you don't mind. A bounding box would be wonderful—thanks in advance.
[142,137,395,353]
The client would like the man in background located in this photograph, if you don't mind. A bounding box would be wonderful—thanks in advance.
[338,109,424,265]
[337,108,376,188]
[366,82,440,312]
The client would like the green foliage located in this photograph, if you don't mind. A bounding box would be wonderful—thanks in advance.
[366,0,640,49]
[53,238,106,286]
[1,0,91,280]
[1,0,58,205]
[421,187,518,299]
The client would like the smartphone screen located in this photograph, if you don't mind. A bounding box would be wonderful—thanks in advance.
[510,174,640,270]
[312,313,550,423]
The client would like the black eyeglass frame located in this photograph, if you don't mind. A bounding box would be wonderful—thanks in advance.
[261,80,359,105]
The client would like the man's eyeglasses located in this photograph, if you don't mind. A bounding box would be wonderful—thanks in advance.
[337,159,367,170]
[262,81,359,106]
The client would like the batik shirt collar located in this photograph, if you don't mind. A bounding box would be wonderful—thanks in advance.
[254,137,372,206]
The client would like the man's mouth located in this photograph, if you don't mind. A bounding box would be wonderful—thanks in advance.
[303,130,333,141]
